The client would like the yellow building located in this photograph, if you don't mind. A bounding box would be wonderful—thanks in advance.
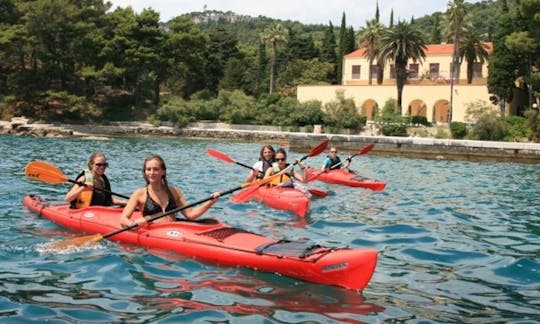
[297,43,495,123]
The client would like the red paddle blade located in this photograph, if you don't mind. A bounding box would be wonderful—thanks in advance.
[206,148,235,164]
[358,143,375,155]
[308,188,328,197]
[230,187,255,203]
[306,139,329,158]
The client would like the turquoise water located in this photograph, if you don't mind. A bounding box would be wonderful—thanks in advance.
[1,135,539,323]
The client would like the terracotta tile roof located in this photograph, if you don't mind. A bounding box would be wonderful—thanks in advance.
[345,42,493,58]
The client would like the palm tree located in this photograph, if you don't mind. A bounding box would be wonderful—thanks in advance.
[459,30,490,84]
[260,23,288,93]
[378,20,427,114]
[445,0,468,123]
[357,19,385,85]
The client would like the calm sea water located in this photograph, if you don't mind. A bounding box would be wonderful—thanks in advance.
[0,135,539,323]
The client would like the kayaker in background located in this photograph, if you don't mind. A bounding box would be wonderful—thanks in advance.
[246,144,275,182]
[64,152,126,208]
[120,154,221,228]
[320,147,351,172]
[264,148,308,190]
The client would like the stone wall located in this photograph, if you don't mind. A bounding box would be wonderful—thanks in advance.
[2,118,540,164]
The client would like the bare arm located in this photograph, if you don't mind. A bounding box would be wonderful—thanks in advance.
[341,157,351,169]
[294,160,308,183]
[64,175,89,202]
[119,188,144,227]
[245,161,262,182]
[112,197,128,206]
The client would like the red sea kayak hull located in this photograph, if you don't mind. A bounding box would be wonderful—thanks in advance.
[307,168,386,191]
[23,195,377,290]
[232,186,310,217]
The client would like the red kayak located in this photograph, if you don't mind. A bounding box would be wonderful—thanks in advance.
[306,168,386,191]
[23,195,377,290]
[231,185,310,217]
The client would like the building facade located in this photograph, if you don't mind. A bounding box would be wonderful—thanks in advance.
[297,43,495,124]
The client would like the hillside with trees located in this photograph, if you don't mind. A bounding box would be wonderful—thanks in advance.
[0,0,539,141]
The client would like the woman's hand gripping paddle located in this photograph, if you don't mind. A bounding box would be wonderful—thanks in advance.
[229,139,329,202]
[206,148,329,197]
[24,160,130,199]
[42,176,274,249]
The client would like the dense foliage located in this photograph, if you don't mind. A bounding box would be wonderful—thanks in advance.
[0,0,539,140]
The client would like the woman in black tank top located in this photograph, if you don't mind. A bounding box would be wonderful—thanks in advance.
[120,155,221,228]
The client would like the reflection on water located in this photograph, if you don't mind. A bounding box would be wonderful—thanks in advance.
[1,135,539,322]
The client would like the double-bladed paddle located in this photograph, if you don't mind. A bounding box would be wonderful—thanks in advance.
[24,160,130,199]
[309,143,375,182]
[206,148,329,197]
[230,139,329,202]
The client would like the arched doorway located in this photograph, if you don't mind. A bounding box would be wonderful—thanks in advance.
[433,100,449,123]
[360,99,378,121]
[407,99,427,117]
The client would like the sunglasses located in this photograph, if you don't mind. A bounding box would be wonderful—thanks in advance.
[275,158,286,161]
[94,163,109,167]
[330,151,337,153]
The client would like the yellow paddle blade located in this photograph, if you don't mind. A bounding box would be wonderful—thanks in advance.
[25,161,69,184]
[48,233,104,249]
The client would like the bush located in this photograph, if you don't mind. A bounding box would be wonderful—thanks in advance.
[411,115,430,126]
[469,113,507,141]
[504,115,527,141]
[380,122,408,136]
[435,127,449,139]
[450,122,467,139]
[524,109,540,141]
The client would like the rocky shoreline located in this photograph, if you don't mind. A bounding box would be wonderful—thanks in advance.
[2,118,540,164]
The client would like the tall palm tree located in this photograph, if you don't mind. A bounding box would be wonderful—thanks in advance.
[378,20,427,114]
[357,19,385,85]
[459,30,490,84]
[260,23,288,93]
[445,0,468,123]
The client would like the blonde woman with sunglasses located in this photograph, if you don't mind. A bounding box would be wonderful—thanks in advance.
[64,152,126,208]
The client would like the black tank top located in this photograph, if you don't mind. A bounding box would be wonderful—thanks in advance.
[143,187,178,216]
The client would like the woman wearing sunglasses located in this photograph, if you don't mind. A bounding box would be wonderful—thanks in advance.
[64,152,126,208]
[264,148,307,188]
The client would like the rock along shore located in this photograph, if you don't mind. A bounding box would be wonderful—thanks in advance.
[2,118,540,164]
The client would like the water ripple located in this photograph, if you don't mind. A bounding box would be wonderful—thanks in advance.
[1,135,539,322]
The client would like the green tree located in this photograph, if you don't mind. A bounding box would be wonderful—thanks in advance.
[282,28,318,61]
[430,14,442,44]
[487,11,520,113]
[445,0,468,123]
[320,22,338,84]
[277,58,333,93]
[337,13,347,83]
[346,27,356,54]
[378,20,426,115]
[357,19,385,85]
[260,23,288,93]
[164,16,208,99]
[459,29,490,84]
[205,27,241,94]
